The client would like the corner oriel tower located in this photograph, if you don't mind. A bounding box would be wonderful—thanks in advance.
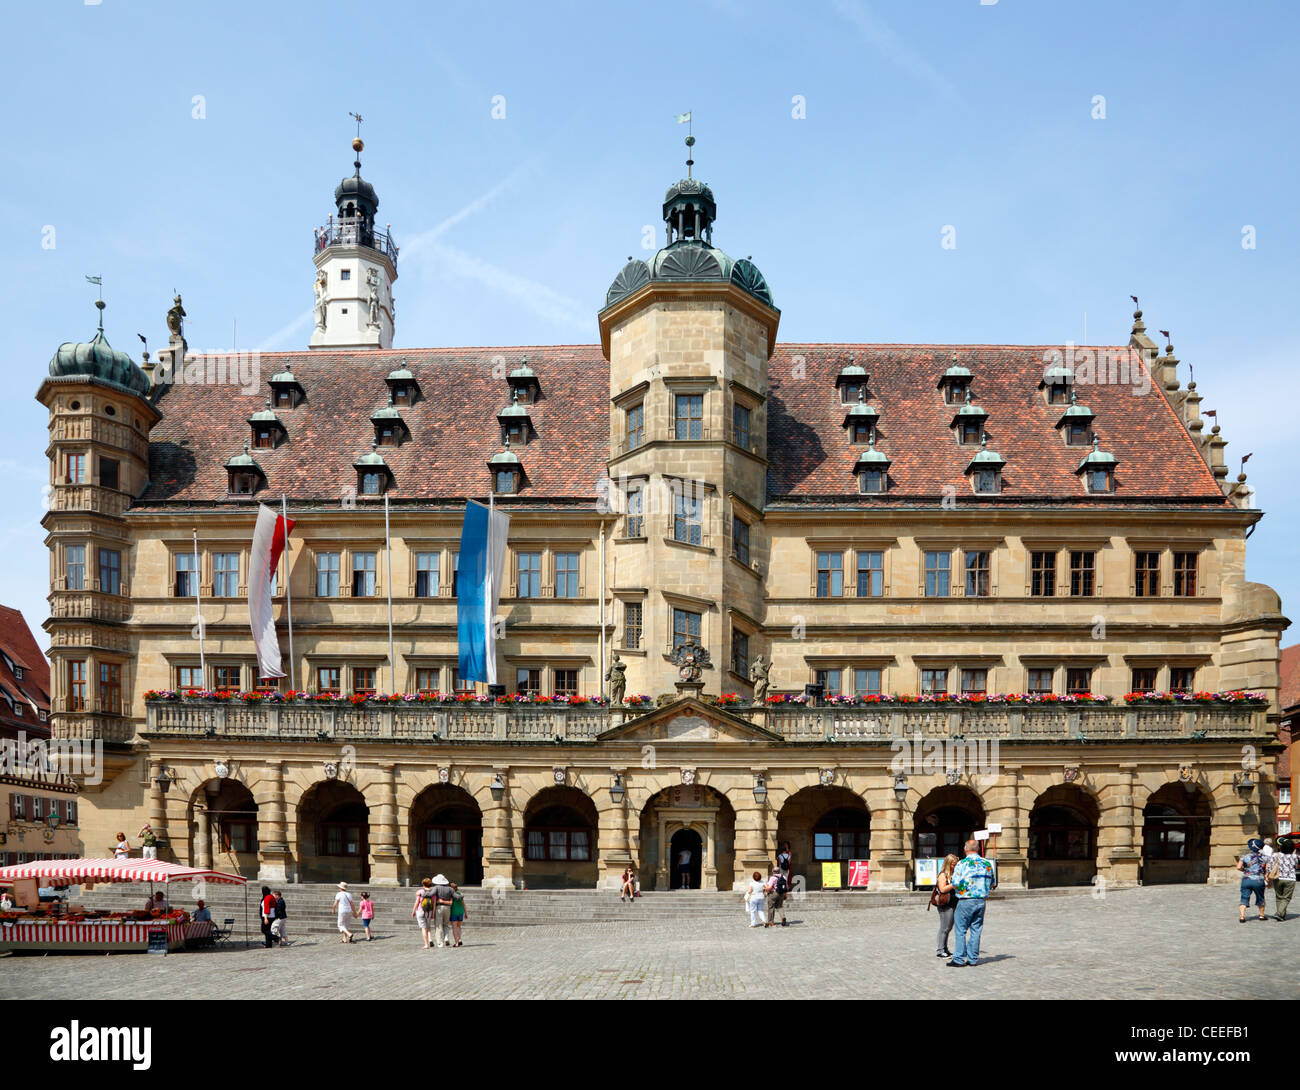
[309,125,398,350]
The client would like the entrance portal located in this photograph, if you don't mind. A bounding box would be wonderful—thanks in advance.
[669,829,703,889]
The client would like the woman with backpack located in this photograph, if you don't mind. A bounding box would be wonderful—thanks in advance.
[929,854,959,958]
[1236,838,1268,923]
[411,878,435,949]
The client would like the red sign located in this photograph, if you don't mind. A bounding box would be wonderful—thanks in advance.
[848,860,870,887]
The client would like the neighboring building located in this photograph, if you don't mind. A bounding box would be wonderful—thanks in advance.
[1277,644,1299,835]
[34,137,1288,891]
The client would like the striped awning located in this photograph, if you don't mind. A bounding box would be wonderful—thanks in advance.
[0,858,247,886]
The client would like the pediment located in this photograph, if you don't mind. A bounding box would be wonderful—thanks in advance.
[597,697,780,744]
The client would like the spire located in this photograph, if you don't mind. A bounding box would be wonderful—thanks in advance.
[1130,294,1146,335]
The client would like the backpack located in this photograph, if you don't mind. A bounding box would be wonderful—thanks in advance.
[420,890,434,912]
[774,875,788,896]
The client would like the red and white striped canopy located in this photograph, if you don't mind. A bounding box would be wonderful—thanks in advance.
[0,857,247,886]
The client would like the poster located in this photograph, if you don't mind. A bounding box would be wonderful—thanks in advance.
[914,858,939,887]
[821,861,842,889]
[848,859,870,887]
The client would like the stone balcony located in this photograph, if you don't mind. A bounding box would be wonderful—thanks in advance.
[138,699,1268,745]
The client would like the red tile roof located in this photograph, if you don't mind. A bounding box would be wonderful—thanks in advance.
[0,605,51,739]
[1279,644,1300,713]
[138,343,1226,508]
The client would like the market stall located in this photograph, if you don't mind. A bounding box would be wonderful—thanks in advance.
[0,857,247,953]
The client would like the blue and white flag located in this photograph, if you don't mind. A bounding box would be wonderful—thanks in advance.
[457,499,509,685]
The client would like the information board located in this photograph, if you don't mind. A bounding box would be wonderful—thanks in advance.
[914,858,939,887]
[821,861,842,889]
[847,860,870,887]
[146,926,169,955]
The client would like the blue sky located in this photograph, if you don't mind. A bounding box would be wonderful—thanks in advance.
[2,0,1296,652]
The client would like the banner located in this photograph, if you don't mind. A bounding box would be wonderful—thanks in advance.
[248,504,294,679]
[457,499,509,684]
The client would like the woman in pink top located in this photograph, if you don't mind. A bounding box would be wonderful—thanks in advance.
[358,892,375,941]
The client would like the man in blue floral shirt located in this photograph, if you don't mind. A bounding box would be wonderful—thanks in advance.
[948,840,996,967]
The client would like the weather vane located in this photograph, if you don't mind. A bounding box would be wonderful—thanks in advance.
[676,110,694,177]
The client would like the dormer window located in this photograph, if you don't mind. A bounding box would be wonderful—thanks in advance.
[248,401,285,450]
[945,381,969,405]
[230,471,258,495]
[965,436,1005,495]
[835,354,869,404]
[1086,467,1113,493]
[852,421,876,445]
[1048,382,1070,405]
[1067,421,1092,447]
[959,421,982,445]
[360,471,386,496]
[371,399,408,448]
[489,441,523,494]
[974,469,1001,494]
[508,357,540,405]
[1075,436,1117,494]
[274,388,294,408]
[392,384,412,406]
[951,390,988,447]
[495,469,519,494]
[498,389,533,447]
[269,366,303,409]
[841,381,866,405]
[859,467,887,494]
[854,439,891,494]
[378,425,401,448]
[353,443,392,497]
[504,420,526,445]
[385,361,421,407]
[1041,365,1074,406]
[937,355,973,404]
[225,443,265,496]
[253,427,276,450]
[1055,391,1096,448]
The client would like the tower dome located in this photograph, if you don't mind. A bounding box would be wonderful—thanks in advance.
[47,301,149,397]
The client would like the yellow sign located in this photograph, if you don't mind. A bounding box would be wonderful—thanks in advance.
[821,861,842,889]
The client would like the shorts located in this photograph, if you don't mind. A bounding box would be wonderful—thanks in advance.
[337,914,352,932]
[1240,878,1266,906]
[270,918,286,939]
[415,909,430,927]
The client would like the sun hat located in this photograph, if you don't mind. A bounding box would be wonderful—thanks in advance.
[432,874,449,885]
[1247,838,1264,852]
[337,881,349,890]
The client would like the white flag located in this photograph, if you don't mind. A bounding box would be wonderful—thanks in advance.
[248,504,293,679]
[675,112,691,123]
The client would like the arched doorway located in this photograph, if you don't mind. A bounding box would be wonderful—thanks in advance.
[776,786,871,890]
[914,785,985,863]
[1142,782,1211,884]
[409,784,483,886]
[638,785,737,891]
[1028,785,1099,888]
[523,786,598,889]
[669,828,703,889]
[297,781,369,883]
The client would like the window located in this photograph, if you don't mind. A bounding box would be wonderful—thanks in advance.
[1169,667,1196,693]
[516,668,540,694]
[674,394,703,440]
[214,553,239,597]
[625,487,644,538]
[1066,668,1092,695]
[554,668,578,696]
[921,668,948,694]
[230,472,258,495]
[99,458,119,490]
[392,384,413,407]
[856,551,883,597]
[944,382,968,406]
[414,552,439,597]
[816,551,843,598]
[526,826,590,862]
[213,665,240,691]
[316,666,340,692]
[1027,668,1054,695]
[673,492,702,546]
[733,403,751,449]
[841,382,865,405]
[221,819,256,854]
[66,453,86,485]
[555,552,580,598]
[97,663,122,713]
[731,630,750,677]
[964,551,990,597]
[1048,382,1070,405]
[352,668,376,696]
[451,552,459,598]
[253,427,276,449]
[65,545,85,591]
[626,403,645,451]
[1070,551,1095,597]
[176,665,202,690]
[925,551,950,597]
[1173,552,1198,597]
[859,467,886,493]
[815,668,842,696]
[9,795,23,820]
[1135,551,1160,597]
[959,421,982,445]
[423,826,464,859]
[360,471,385,496]
[517,552,542,598]
[1030,551,1056,597]
[340,269,351,280]
[854,667,882,697]
[624,602,642,650]
[494,469,518,494]
[174,552,197,597]
[672,608,701,650]
[68,661,86,711]
[732,518,750,564]
[351,552,377,597]
[316,552,340,597]
[378,424,401,448]
[452,668,474,693]
[32,797,43,821]
[1086,468,1112,493]
[1131,668,1157,692]
[415,667,439,694]
[960,669,988,694]
[98,549,121,595]
[852,421,875,445]
[974,469,1000,494]
[1067,422,1091,447]
[274,388,293,409]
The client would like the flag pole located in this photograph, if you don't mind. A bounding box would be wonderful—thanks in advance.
[192,528,205,682]
[385,492,395,695]
[486,489,495,693]
[599,519,606,702]
[281,495,295,690]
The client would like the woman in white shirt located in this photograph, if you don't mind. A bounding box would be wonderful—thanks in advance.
[111,832,130,859]
[744,871,767,928]
[333,881,356,943]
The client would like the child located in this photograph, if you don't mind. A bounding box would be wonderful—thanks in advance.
[359,891,375,940]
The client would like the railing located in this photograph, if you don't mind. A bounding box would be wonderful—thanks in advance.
[315,218,399,265]
[49,487,130,516]
[48,593,132,622]
[140,700,1268,743]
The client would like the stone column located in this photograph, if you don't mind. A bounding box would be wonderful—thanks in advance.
[480,767,519,888]
[871,783,909,890]
[732,803,770,892]
[1101,764,1141,887]
[193,799,212,871]
[148,757,171,859]
[985,766,1027,889]
[595,768,633,890]
[257,761,292,883]
[203,781,221,870]
[369,762,402,886]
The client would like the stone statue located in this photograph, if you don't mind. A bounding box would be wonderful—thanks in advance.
[605,653,627,706]
[314,271,328,332]
[366,269,381,330]
[750,655,770,702]
[166,294,186,340]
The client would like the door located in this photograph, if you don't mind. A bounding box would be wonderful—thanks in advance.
[465,827,484,885]
[669,829,703,889]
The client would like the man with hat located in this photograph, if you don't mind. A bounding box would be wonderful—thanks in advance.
[431,874,454,949]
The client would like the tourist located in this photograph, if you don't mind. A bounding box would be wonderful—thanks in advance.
[744,870,767,927]
[929,853,959,959]
[334,881,356,943]
[412,878,435,948]
[272,890,288,946]
[678,845,693,889]
[1236,838,1268,923]
[1269,838,1297,921]
[260,886,276,948]
[431,873,454,949]
[193,899,211,923]
[111,832,130,859]
[947,840,995,967]
[138,823,158,860]
[777,840,792,888]
[766,868,789,927]
[620,866,636,902]
[1262,836,1276,859]
[449,882,466,947]
[358,891,375,941]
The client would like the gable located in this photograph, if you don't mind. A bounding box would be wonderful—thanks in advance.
[598,697,780,743]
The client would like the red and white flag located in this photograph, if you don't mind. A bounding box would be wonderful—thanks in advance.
[248,503,295,679]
